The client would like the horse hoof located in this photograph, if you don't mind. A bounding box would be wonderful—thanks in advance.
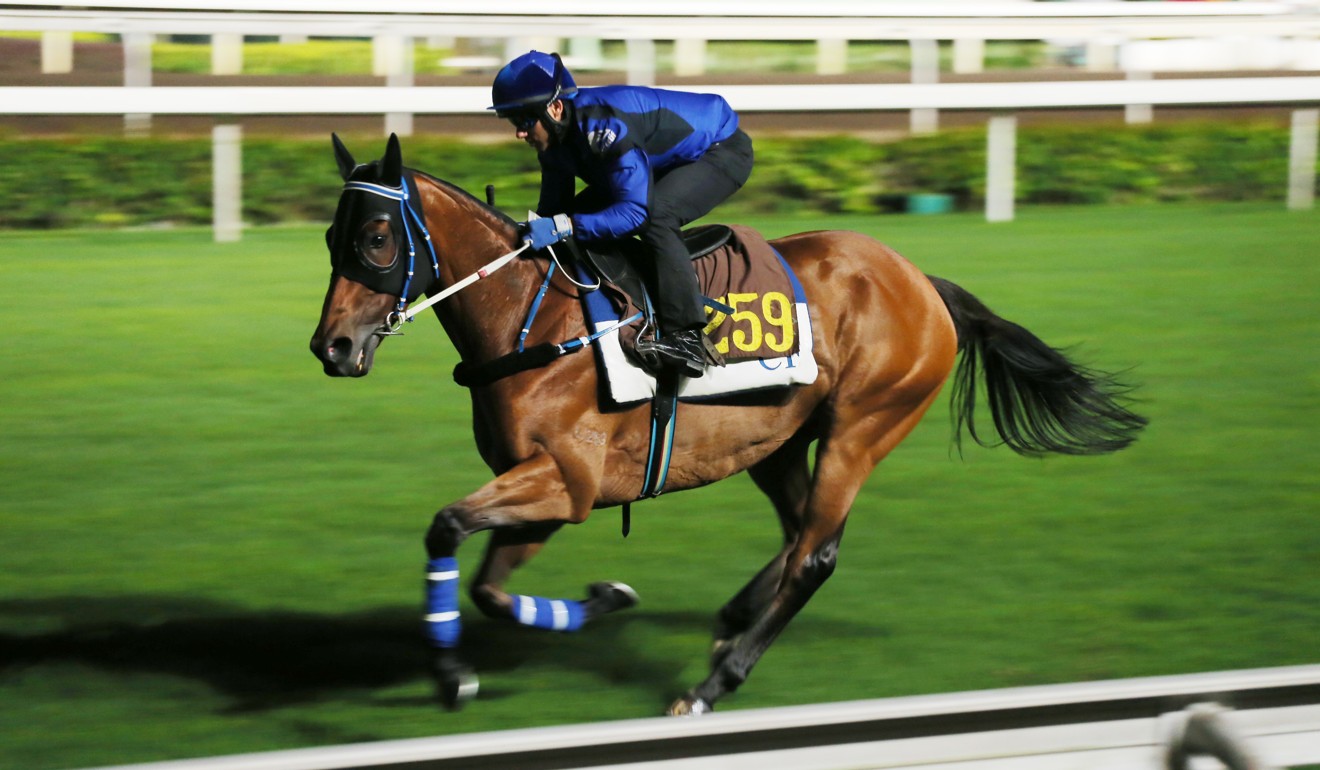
[588,581,640,615]
[438,668,479,711]
[432,652,479,711]
[666,695,713,717]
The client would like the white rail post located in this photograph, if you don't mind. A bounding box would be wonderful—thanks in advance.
[674,38,707,77]
[626,38,656,86]
[1288,108,1318,211]
[211,33,243,75]
[41,31,73,74]
[384,36,415,137]
[568,37,603,70]
[953,38,985,75]
[372,35,394,77]
[123,32,152,135]
[911,38,939,134]
[1126,70,1153,124]
[212,122,242,243]
[817,39,848,76]
[986,114,1017,223]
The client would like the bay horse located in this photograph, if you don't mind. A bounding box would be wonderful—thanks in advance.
[309,135,1146,716]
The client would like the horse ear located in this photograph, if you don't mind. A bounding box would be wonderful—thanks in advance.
[381,133,403,187]
[331,133,356,181]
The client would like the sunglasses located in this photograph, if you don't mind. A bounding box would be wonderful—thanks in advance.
[502,111,541,132]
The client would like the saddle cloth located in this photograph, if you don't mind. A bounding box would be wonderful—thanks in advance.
[579,225,818,405]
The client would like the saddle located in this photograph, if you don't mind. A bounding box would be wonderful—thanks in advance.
[569,225,732,367]
[570,224,802,371]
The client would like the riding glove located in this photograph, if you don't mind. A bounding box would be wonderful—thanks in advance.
[524,214,573,251]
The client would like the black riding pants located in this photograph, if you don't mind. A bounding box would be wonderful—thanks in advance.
[578,128,754,333]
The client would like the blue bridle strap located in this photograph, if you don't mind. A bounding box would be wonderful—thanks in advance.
[519,262,556,353]
[342,178,442,317]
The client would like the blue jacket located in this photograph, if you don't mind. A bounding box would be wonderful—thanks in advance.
[535,85,740,241]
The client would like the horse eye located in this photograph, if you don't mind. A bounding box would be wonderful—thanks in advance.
[370,234,387,249]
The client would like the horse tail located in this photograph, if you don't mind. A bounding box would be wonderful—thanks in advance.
[927,275,1147,457]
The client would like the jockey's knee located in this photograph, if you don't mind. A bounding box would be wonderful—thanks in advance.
[639,207,683,242]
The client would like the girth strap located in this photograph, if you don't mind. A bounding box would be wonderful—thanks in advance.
[620,369,681,538]
[639,370,681,498]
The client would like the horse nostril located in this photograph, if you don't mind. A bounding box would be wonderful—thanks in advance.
[325,337,354,364]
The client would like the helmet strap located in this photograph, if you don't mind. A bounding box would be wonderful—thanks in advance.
[542,99,573,143]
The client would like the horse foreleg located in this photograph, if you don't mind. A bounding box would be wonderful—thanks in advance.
[468,525,639,626]
[422,452,589,710]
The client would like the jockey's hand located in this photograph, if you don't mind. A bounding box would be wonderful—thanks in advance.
[524,214,573,251]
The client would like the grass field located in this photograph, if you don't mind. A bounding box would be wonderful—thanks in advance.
[1,203,1318,769]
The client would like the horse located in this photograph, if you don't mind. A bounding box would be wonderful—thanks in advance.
[309,134,1146,716]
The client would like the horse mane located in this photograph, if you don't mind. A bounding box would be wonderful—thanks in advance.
[408,168,520,236]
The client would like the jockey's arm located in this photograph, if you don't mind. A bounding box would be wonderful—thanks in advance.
[568,148,650,242]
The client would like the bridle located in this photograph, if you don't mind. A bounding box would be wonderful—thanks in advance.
[339,175,628,388]
[340,178,530,337]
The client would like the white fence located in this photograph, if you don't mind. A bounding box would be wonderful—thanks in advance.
[80,664,1320,770]
[5,78,1319,236]
[9,0,1320,84]
[4,3,1320,235]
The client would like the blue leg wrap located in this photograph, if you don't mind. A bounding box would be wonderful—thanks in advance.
[424,557,461,648]
[510,594,586,632]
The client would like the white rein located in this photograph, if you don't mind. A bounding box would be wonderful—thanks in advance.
[384,241,531,332]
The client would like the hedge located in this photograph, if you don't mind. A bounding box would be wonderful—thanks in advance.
[0,122,1303,229]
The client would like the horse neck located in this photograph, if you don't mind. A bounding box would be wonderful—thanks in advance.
[415,175,541,362]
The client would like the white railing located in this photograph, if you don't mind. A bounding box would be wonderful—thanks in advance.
[4,5,1319,235]
[8,0,1320,84]
[4,77,1318,237]
[6,77,1320,113]
[77,664,1320,770]
[4,1,1308,15]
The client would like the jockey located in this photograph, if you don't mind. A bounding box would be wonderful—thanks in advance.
[490,50,754,378]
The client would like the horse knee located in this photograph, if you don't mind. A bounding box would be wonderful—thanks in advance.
[425,507,469,556]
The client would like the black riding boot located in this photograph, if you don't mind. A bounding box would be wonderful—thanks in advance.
[636,328,707,379]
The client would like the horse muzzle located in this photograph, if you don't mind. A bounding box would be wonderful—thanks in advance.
[310,331,380,377]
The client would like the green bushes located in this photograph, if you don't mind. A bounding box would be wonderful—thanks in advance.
[0,122,1303,229]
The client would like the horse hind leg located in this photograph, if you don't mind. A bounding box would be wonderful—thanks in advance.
[671,395,942,716]
[711,434,812,664]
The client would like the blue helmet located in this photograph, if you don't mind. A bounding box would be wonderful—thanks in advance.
[489,50,578,115]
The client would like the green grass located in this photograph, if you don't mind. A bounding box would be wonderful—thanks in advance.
[1,203,1318,768]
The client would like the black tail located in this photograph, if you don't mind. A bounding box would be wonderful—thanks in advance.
[928,275,1147,456]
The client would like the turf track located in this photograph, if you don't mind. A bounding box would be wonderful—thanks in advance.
[1,203,1317,769]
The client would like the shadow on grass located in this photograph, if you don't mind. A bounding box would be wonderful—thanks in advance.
[0,596,879,713]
